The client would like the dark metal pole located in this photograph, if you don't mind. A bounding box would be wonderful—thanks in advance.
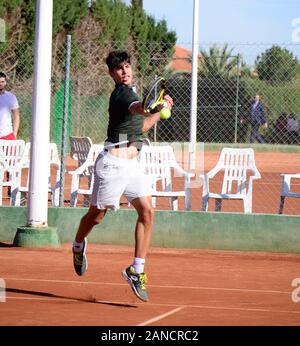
[234,54,241,143]
[59,34,71,207]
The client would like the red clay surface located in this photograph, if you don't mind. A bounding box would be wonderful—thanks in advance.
[0,244,299,326]
[1,149,300,326]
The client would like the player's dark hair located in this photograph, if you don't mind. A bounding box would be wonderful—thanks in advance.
[106,51,131,71]
[0,72,7,79]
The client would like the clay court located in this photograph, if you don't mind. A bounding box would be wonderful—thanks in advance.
[0,148,300,327]
[1,244,299,326]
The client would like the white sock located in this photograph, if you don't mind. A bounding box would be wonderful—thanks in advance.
[133,257,145,274]
[73,240,84,253]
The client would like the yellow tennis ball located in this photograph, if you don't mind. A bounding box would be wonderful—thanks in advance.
[160,108,171,120]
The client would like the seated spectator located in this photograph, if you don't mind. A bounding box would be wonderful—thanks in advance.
[286,113,299,144]
[272,112,288,143]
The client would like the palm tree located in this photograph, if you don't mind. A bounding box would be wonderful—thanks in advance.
[199,44,240,79]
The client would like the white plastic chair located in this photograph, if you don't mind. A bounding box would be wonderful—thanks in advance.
[0,139,26,205]
[139,145,194,210]
[68,137,103,207]
[69,136,93,207]
[201,148,261,213]
[278,173,300,214]
[13,142,61,207]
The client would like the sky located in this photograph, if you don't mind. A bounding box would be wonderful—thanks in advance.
[124,0,300,64]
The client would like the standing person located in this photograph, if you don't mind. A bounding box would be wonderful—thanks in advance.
[0,72,21,197]
[72,51,173,302]
[0,72,20,140]
[248,94,267,143]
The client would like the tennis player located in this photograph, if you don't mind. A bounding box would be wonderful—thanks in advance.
[72,51,173,302]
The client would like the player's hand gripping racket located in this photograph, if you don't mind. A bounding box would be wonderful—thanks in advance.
[142,77,170,115]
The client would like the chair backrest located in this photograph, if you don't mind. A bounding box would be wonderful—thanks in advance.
[139,145,177,189]
[21,142,60,167]
[69,136,93,167]
[87,144,103,160]
[0,139,26,170]
[19,142,60,186]
[69,136,94,177]
[49,143,60,167]
[215,148,259,195]
[142,138,151,146]
[85,143,104,175]
[70,136,104,179]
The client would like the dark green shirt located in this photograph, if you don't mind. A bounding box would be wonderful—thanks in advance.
[106,84,143,144]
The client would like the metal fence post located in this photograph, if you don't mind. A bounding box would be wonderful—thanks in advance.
[234,54,241,143]
[59,34,71,207]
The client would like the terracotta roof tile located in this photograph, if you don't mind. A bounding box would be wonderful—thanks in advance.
[168,45,202,72]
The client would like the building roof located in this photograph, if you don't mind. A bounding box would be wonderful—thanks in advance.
[168,45,202,72]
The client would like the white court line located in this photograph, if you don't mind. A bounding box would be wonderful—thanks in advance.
[4,277,291,295]
[137,307,185,326]
[5,296,300,317]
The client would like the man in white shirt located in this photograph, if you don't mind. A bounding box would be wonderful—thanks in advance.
[0,72,20,139]
[0,72,21,197]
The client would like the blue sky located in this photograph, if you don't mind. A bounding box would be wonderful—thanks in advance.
[125,0,299,44]
[124,0,300,64]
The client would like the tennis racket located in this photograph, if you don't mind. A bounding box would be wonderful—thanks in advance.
[142,77,168,114]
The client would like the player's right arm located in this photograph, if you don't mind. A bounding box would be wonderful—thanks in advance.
[128,101,160,132]
[129,101,151,117]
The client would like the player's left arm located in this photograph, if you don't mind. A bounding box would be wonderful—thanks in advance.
[129,95,173,133]
[129,95,173,117]
[128,102,159,132]
[12,108,20,138]
[129,101,150,117]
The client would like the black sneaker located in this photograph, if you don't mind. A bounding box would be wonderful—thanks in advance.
[122,266,148,302]
[72,238,88,276]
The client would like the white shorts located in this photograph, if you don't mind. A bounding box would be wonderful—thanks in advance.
[91,150,152,210]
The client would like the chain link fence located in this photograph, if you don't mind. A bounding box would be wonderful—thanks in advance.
[1,39,300,214]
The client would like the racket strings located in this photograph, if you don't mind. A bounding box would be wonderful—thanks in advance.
[143,78,165,112]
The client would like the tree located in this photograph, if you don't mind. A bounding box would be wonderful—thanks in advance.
[129,6,176,79]
[92,0,130,46]
[0,0,23,16]
[131,0,143,8]
[3,0,89,78]
[255,45,300,84]
[199,44,240,79]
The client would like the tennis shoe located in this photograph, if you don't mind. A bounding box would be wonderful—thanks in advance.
[122,266,148,302]
[72,238,88,276]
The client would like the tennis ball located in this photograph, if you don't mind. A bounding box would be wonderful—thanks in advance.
[160,108,171,120]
